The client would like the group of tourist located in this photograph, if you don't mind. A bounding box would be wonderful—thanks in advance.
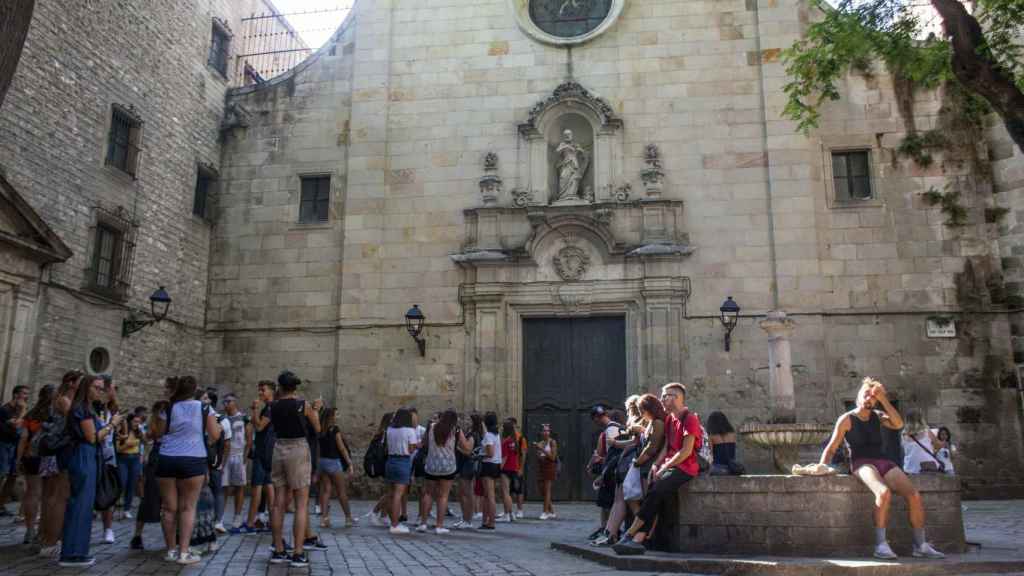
[0,372,957,567]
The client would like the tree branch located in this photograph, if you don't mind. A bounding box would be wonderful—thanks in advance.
[931,0,1024,153]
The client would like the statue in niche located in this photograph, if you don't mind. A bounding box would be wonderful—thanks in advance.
[554,129,591,204]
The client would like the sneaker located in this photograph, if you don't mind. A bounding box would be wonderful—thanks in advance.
[913,543,945,559]
[588,527,607,541]
[515,511,524,519]
[369,514,386,527]
[58,556,96,568]
[612,536,645,556]
[389,524,411,535]
[269,550,290,564]
[417,523,428,533]
[130,535,143,550]
[164,549,180,562]
[874,542,899,560]
[547,512,557,519]
[496,513,511,523]
[231,524,254,535]
[290,553,310,567]
[39,543,60,558]
[177,551,202,565]
[345,517,358,527]
[479,524,496,530]
[314,505,322,515]
[268,542,294,554]
[257,512,269,525]
[590,534,612,547]
[304,536,328,550]
[124,510,134,520]
[473,512,483,520]
[435,527,450,535]
[103,528,115,544]
[445,508,455,518]
[539,512,550,520]
[213,521,227,534]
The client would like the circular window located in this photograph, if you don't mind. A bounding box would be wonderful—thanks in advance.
[511,0,624,46]
[530,0,614,38]
[88,347,111,374]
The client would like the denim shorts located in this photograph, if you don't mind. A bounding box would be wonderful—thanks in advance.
[156,455,208,479]
[251,460,272,486]
[385,455,412,485]
[319,458,345,475]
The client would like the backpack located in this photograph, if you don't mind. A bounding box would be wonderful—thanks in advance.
[681,410,712,474]
[35,411,73,457]
[363,433,388,478]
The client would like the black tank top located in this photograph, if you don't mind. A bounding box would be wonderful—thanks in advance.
[270,398,307,439]
[846,411,884,460]
[319,426,342,459]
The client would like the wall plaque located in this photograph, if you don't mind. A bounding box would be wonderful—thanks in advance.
[926,317,956,338]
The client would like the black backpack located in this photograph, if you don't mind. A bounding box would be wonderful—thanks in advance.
[34,410,73,457]
[363,433,388,478]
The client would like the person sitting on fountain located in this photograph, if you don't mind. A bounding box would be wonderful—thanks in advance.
[818,377,945,560]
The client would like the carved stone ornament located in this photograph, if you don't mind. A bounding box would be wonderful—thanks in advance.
[519,81,621,136]
[552,243,592,281]
[512,188,536,208]
[613,182,632,203]
[640,143,665,198]
[479,151,502,206]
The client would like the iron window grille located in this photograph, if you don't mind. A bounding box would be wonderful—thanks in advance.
[193,163,217,219]
[831,150,872,202]
[105,104,143,177]
[209,18,232,78]
[299,175,330,223]
[86,205,138,300]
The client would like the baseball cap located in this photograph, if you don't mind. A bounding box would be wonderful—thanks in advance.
[590,405,607,418]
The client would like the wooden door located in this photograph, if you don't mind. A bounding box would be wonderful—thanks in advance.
[522,316,626,501]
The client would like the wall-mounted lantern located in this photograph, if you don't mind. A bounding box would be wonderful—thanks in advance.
[405,304,426,357]
[719,296,740,352]
[122,286,172,338]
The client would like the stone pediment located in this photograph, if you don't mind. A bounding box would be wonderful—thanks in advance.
[451,199,692,268]
[0,171,73,263]
[518,81,622,137]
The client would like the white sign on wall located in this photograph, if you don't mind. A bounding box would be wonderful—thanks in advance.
[926,318,956,338]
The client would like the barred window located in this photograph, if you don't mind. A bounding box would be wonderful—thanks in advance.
[299,176,330,223]
[105,105,142,177]
[209,21,231,77]
[93,225,120,290]
[87,207,137,299]
[831,150,872,202]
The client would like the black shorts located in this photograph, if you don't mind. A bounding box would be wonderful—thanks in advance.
[502,471,523,495]
[424,470,458,481]
[480,462,501,479]
[21,457,41,476]
[156,455,208,479]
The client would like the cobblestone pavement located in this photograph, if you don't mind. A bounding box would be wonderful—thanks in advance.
[0,499,1021,575]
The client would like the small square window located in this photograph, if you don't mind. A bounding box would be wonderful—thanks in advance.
[209,21,231,77]
[105,105,142,177]
[299,176,330,223]
[832,150,873,202]
[193,169,214,219]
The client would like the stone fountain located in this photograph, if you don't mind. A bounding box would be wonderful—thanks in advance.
[738,310,832,472]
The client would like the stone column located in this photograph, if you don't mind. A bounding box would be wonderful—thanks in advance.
[759,310,796,424]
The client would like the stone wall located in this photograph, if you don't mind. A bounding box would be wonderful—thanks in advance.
[204,0,1024,495]
[0,0,250,407]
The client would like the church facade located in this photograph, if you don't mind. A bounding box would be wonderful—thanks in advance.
[205,0,1024,496]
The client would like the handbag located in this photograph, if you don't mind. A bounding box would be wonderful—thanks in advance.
[94,443,123,511]
[910,435,946,473]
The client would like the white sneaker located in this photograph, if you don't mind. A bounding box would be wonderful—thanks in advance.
[873,542,898,560]
[164,549,180,562]
[213,521,227,534]
[177,550,202,565]
[547,512,557,519]
[416,523,428,533]
[496,513,511,523]
[257,512,268,524]
[913,542,945,559]
[515,511,524,519]
[124,510,133,520]
[473,512,483,520]
[103,529,115,544]
[435,527,450,535]
[389,524,411,535]
[539,512,550,520]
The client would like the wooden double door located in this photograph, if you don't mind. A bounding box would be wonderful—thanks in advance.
[522,316,626,501]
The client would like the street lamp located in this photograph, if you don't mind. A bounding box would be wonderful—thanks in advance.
[719,296,740,352]
[122,286,172,338]
[405,304,426,357]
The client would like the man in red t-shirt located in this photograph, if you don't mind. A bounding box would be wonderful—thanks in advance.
[613,382,701,556]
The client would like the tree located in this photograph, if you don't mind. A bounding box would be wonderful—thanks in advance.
[0,0,35,109]
[783,0,1024,154]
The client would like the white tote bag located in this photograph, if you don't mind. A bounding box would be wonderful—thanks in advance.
[622,463,644,501]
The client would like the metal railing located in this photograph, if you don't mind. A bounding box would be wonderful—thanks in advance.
[235,5,351,86]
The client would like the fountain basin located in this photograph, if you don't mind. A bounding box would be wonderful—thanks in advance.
[738,422,833,473]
